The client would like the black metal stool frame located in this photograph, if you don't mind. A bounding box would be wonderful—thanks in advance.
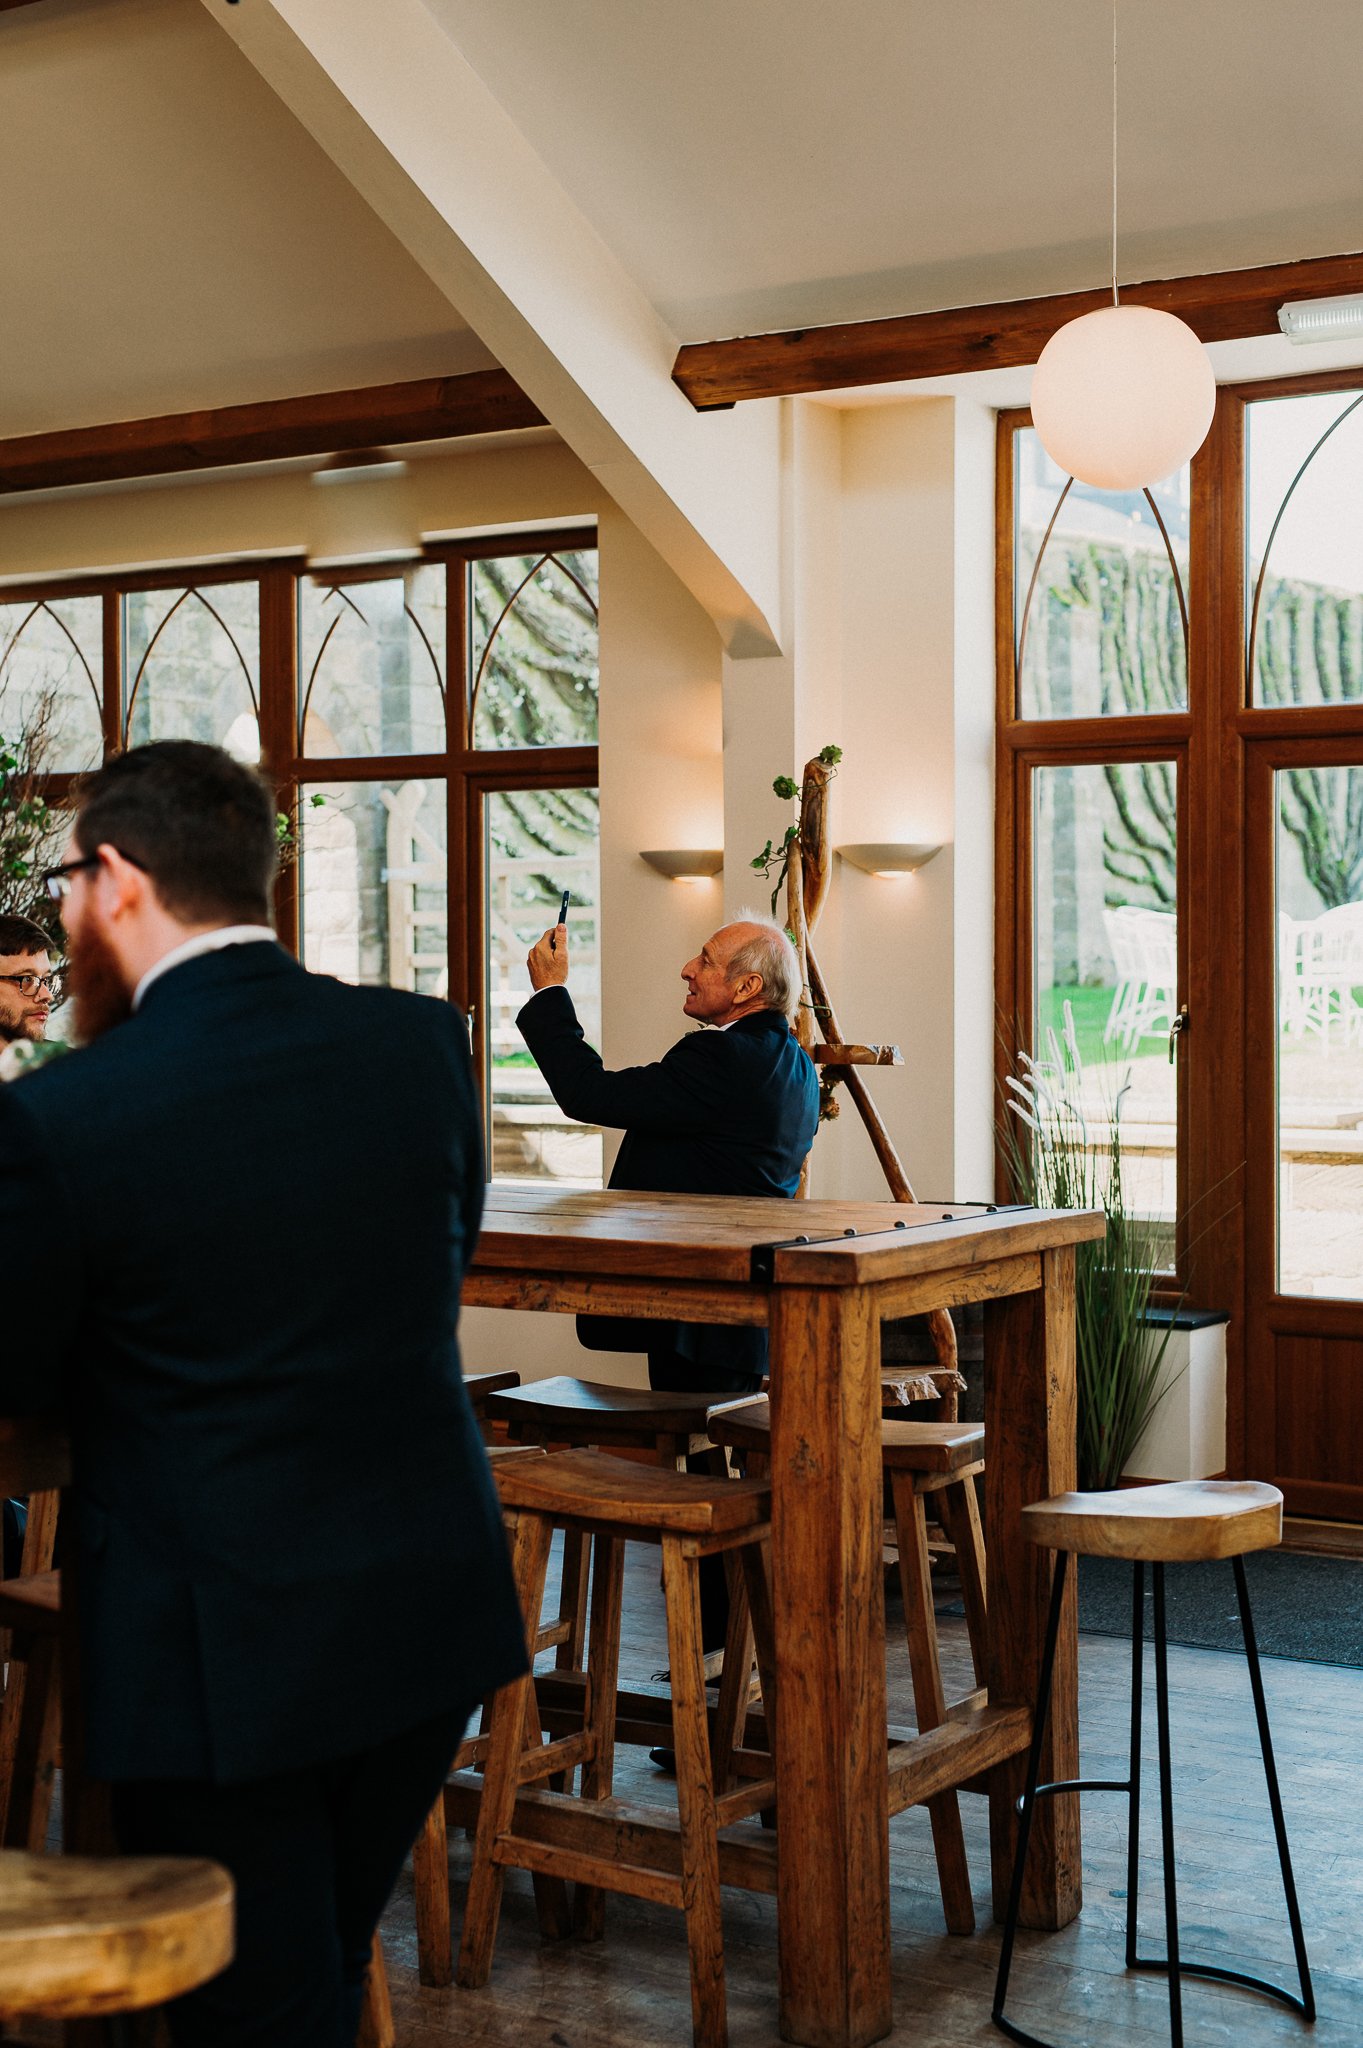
[993,1549,1315,2048]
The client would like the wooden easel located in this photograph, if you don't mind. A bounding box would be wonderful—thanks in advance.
[779,753,960,1387]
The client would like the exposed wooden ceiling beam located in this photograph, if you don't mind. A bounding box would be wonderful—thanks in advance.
[0,369,546,494]
[672,250,1363,408]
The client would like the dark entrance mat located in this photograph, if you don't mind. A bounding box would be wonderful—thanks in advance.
[1077,1549,1363,1668]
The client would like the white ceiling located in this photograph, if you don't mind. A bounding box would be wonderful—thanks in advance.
[422,0,1363,343]
[0,0,494,439]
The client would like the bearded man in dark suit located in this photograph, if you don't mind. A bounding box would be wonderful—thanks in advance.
[517,913,820,1395]
[0,741,524,2048]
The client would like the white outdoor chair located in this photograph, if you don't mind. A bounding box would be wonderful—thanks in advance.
[1292,903,1363,1052]
[1103,906,1177,1053]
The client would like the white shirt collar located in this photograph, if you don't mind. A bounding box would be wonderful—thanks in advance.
[133,926,278,1011]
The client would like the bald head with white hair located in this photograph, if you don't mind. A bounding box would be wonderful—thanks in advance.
[679,913,800,1027]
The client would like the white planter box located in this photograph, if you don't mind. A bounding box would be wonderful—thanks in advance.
[1122,1310,1229,1482]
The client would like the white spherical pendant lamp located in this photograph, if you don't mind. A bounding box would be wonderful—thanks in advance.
[1030,302,1215,491]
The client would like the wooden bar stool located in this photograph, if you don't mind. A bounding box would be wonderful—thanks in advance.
[456,1448,777,2048]
[707,1397,988,1934]
[0,1846,233,2028]
[994,1480,1315,2048]
[486,1376,739,1699]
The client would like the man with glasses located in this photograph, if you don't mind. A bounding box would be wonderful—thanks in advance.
[0,740,523,2048]
[0,913,57,1043]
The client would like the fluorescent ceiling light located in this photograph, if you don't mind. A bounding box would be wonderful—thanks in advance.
[1277,294,1363,344]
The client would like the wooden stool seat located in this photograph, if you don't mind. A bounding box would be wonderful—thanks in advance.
[0,1571,60,1629]
[1023,1479,1283,1563]
[711,1398,984,1475]
[486,1376,739,1446]
[492,1446,770,1537]
[464,1370,522,1417]
[0,1848,233,2022]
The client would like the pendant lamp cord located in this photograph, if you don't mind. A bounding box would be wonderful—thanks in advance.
[1111,0,1120,306]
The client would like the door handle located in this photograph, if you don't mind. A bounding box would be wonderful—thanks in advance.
[1168,1005,1189,1064]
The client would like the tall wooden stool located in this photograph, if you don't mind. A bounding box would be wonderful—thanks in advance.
[0,1846,233,2029]
[486,1376,739,1693]
[994,1480,1314,2048]
[456,1448,777,2048]
[707,1397,988,1934]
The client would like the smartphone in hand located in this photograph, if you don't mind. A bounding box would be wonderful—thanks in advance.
[550,888,571,952]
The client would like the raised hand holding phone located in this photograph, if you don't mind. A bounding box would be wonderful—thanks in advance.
[527,894,571,991]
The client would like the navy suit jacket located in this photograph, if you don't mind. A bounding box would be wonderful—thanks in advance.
[517,986,819,1377]
[0,944,525,1784]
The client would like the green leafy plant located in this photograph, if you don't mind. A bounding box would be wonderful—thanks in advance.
[998,1003,1180,1489]
[274,791,326,873]
[0,694,65,940]
[749,743,842,911]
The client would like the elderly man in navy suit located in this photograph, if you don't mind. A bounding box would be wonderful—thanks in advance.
[0,741,524,2048]
[518,912,820,1395]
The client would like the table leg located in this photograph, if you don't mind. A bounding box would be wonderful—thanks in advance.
[769,1282,891,2048]
[984,1245,1081,1930]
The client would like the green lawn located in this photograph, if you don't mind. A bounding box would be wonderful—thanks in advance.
[1036,984,1120,1066]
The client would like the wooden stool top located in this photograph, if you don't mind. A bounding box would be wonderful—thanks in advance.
[0,1569,60,1633]
[708,1397,985,1473]
[464,1370,522,1415]
[1023,1479,1283,1563]
[493,1447,771,1536]
[486,1375,739,1441]
[0,1850,233,2021]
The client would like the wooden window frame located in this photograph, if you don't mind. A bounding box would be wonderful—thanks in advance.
[3,529,600,1160]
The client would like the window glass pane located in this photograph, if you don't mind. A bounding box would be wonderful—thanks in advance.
[124,584,260,758]
[487,785,601,1184]
[1247,391,1363,708]
[0,595,103,772]
[1275,763,1363,1298]
[299,777,447,994]
[1031,759,1178,1261]
[299,567,445,756]
[1015,428,1189,720]
[470,548,598,748]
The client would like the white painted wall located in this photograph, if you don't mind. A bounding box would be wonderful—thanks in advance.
[721,395,996,1205]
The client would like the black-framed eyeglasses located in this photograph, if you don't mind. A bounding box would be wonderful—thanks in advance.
[42,850,146,902]
[0,971,58,997]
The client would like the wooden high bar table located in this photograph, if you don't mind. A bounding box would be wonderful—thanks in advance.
[466,1187,1105,2048]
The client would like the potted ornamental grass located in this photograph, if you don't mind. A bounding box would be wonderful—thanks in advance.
[999,1003,1181,1491]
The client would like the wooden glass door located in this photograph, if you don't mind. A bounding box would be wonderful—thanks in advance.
[1000,373,1363,1516]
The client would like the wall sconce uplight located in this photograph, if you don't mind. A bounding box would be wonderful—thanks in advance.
[837,842,942,878]
[640,849,723,882]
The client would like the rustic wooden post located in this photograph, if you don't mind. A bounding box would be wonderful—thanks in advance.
[781,754,959,1382]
